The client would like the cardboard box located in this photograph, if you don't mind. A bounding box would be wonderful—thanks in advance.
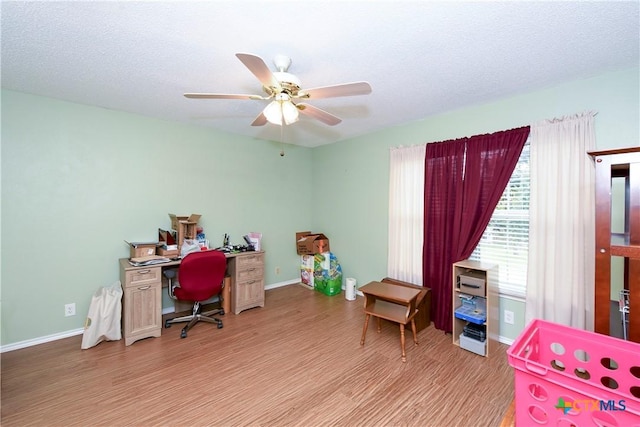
[169,213,201,231]
[169,214,202,252]
[296,231,330,255]
[127,242,157,258]
[169,214,188,230]
[177,221,199,246]
[157,247,179,258]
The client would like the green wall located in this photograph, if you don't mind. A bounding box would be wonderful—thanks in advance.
[1,66,638,348]
[1,90,313,346]
[311,66,639,342]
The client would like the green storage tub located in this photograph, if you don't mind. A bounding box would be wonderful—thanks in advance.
[314,276,342,296]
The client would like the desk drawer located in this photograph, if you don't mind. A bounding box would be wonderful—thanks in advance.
[236,253,264,269]
[125,268,161,287]
[236,266,263,283]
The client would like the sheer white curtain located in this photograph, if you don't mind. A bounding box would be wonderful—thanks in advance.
[388,144,425,284]
[526,112,596,330]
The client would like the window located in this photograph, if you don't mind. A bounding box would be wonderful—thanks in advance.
[469,141,529,299]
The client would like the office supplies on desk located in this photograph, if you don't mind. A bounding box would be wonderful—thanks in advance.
[216,232,257,253]
[243,234,255,251]
[180,239,203,257]
[246,232,262,251]
[215,245,254,253]
[158,228,177,248]
[128,255,172,266]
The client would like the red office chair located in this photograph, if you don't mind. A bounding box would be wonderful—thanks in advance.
[164,250,227,338]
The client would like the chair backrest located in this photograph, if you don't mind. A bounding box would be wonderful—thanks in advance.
[175,250,227,302]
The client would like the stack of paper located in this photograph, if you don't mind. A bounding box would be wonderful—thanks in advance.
[128,255,172,266]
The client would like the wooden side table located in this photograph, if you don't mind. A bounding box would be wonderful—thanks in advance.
[359,281,421,362]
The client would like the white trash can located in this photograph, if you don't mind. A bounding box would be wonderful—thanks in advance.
[345,278,357,301]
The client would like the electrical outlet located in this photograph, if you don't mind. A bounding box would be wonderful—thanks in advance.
[275,266,281,275]
[504,309,514,325]
[65,303,76,317]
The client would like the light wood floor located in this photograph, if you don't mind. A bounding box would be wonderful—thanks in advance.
[1,285,514,426]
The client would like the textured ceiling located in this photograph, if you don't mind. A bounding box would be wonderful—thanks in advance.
[2,1,639,147]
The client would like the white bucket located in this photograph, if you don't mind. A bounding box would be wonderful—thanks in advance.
[345,278,357,301]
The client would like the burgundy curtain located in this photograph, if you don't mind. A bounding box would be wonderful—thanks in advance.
[423,126,530,333]
[422,139,466,333]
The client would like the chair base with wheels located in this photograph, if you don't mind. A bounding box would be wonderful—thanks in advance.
[164,301,224,339]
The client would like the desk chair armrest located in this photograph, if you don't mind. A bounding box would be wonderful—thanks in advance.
[164,268,180,300]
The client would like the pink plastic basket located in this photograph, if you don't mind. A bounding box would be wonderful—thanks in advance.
[507,319,640,426]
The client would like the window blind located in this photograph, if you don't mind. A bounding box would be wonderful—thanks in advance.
[469,141,529,299]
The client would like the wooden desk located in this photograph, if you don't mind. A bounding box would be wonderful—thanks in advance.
[118,250,264,345]
[359,281,421,362]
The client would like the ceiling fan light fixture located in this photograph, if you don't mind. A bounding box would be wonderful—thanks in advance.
[263,101,282,125]
[281,100,299,125]
[264,94,299,126]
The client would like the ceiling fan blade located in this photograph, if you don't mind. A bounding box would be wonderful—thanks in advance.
[298,81,372,100]
[296,103,342,126]
[236,53,281,89]
[251,112,267,126]
[184,93,264,100]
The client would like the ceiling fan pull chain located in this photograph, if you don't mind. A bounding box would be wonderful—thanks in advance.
[280,123,285,157]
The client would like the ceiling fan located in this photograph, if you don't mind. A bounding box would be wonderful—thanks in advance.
[184,53,372,127]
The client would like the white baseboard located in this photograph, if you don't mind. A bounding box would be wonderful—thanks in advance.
[498,335,514,346]
[1,328,84,353]
[265,278,299,290]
